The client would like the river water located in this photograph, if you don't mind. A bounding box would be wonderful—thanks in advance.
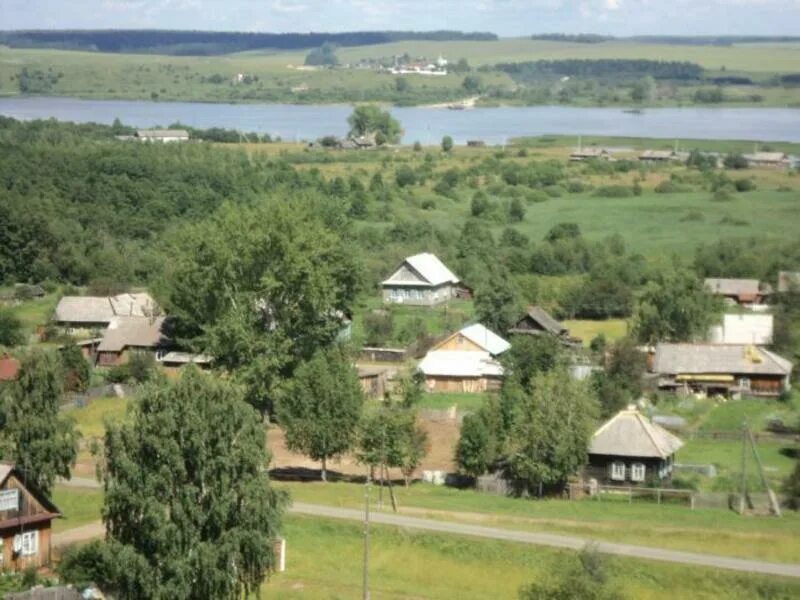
[2,96,800,145]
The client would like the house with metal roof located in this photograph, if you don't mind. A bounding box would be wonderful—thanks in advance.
[742,152,791,169]
[651,343,792,398]
[418,323,510,393]
[586,408,684,486]
[54,292,159,331]
[382,253,461,306]
[135,129,190,143]
[704,278,767,305]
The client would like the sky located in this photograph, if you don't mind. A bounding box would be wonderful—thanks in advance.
[1,0,799,37]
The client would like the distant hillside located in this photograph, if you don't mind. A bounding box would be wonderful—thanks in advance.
[0,29,498,56]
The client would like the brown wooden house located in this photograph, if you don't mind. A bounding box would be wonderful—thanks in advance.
[509,306,580,346]
[96,316,169,367]
[586,408,684,486]
[0,463,60,571]
[651,343,793,398]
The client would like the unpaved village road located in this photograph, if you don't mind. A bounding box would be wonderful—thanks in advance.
[54,479,800,579]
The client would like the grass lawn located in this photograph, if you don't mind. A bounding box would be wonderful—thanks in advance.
[696,395,800,433]
[51,485,103,533]
[3,293,60,340]
[63,397,131,440]
[417,392,491,412]
[563,319,628,346]
[265,514,800,599]
[276,481,800,563]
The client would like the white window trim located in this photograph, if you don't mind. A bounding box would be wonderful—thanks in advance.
[631,462,646,482]
[20,530,38,557]
[610,461,625,481]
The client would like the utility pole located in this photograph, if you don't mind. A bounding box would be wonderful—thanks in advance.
[739,423,748,514]
[362,467,371,600]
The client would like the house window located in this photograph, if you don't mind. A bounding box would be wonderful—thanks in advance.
[20,531,38,556]
[0,489,19,511]
[610,461,625,481]
[631,463,646,482]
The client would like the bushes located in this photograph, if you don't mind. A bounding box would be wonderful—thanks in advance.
[0,309,25,346]
[734,178,756,192]
[592,185,633,198]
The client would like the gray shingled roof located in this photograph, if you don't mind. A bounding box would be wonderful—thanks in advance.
[704,278,761,296]
[589,408,684,459]
[55,293,159,325]
[518,306,566,336]
[97,316,167,352]
[653,343,792,376]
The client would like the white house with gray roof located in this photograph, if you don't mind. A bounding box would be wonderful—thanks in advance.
[382,253,461,306]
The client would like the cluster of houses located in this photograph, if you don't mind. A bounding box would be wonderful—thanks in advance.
[386,55,448,76]
[116,129,191,143]
[569,146,794,169]
[379,254,796,487]
[52,292,211,372]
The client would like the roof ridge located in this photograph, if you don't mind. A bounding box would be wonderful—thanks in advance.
[636,412,667,458]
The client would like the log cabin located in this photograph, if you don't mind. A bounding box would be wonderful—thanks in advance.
[586,408,684,486]
[381,253,462,306]
[0,463,60,571]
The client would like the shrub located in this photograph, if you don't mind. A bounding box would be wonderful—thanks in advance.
[413,141,422,152]
[364,311,393,346]
[723,153,749,170]
[566,179,590,193]
[734,178,756,192]
[128,351,156,383]
[655,180,678,194]
[526,190,550,203]
[106,363,131,384]
[395,165,417,187]
[441,135,454,152]
[711,189,734,202]
[680,210,705,222]
[0,309,25,346]
[592,185,633,198]
[420,198,436,210]
[471,191,491,217]
[544,185,565,198]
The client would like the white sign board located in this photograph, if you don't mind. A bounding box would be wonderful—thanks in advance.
[0,489,19,512]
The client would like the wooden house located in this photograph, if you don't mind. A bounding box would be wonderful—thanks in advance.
[357,366,390,399]
[54,292,159,332]
[382,253,462,306]
[704,278,767,305]
[651,343,793,398]
[569,148,611,162]
[96,316,169,367]
[742,152,791,169]
[508,306,579,346]
[418,323,510,393]
[586,408,683,486]
[0,463,61,571]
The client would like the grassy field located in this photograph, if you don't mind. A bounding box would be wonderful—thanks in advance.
[63,396,130,439]
[277,480,800,564]
[265,514,800,599]
[417,392,491,412]
[52,485,104,533]
[563,319,628,346]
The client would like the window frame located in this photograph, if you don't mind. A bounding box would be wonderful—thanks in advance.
[630,462,646,482]
[610,461,626,481]
[20,530,38,557]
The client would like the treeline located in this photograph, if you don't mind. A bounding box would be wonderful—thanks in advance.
[0,30,497,55]
[530,34,800,46]
[494,59,703,82]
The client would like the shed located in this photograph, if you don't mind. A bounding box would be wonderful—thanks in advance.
[587,407,684,486]
[704,278,766,305]
[357,366,390,398]
[382,253,461,306]
[508,306,579,345]
[417,350,504,393]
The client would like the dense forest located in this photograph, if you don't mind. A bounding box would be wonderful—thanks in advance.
[0,29,497,55]
[531,34,800,46]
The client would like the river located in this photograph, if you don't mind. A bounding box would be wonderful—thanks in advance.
[1,96,800,144]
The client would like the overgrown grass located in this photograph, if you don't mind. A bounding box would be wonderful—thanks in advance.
[563,319,628,346]
[52,486,104,533]
[276,481,800,563]
[264,514,800,599]
[63,397,131,439]
[417,392,491,412]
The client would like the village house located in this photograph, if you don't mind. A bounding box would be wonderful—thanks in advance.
[708,314,774,346]
[777,271,800,293]
[135,129,190,143]
[382,253,462,306]
[638,149,685,163]
[651,343,793,398]
[158,351,214,375]
[418,323,510,393]
[742,152,791,169]
[96,316,169,367]
[508,306,579,346]
[586,407,683,486]
[704,278,768,305]
[357,366,391,399]
[569,148,612,162]
[0,463,61,571]
[53,292,159,332]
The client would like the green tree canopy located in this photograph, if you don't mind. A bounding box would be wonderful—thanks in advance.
[304,42,339,67]
[1,350,78,496]
[278,347,364,481]
[474,265,521,334]
[161,199,361,415]
[0,309,25,346]
[632,266,720,344]
[347,105,402,144]
[71,369,287,598]
[441,135,454,152]
[507,370,598,492]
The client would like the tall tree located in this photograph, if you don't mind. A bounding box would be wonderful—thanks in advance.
[632,266,720,344]
[507,370,597,493]
[474,265,521,334]
[74,369,287,598]
[347,105,402,144]
[1,350,78,496]
[162,199,361,415]
[590,337,647,417]
[278,348,364,481]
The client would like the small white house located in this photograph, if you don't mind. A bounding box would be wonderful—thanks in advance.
[382,253,461,306]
